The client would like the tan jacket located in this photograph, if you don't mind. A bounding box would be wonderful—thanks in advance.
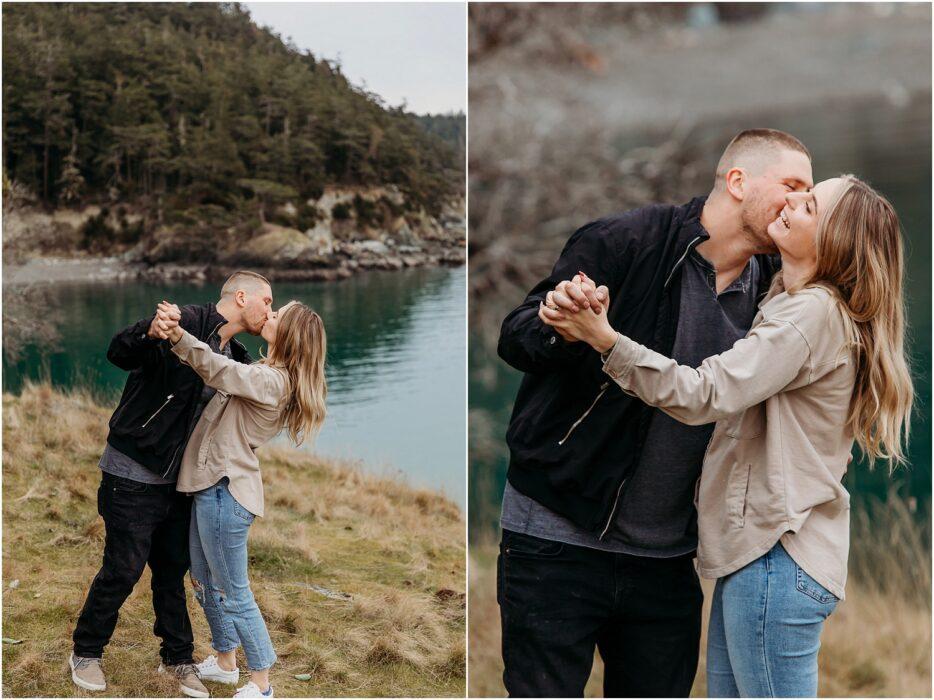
[603,283,856,599]
[171,330,289,517]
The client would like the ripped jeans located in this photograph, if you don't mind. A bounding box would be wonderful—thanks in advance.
[189,478,277,671]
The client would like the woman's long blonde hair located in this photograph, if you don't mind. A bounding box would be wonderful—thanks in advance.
[806,174,913,468]
[265,302,327,446]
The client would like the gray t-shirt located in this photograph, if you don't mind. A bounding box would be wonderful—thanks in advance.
[100,330,233,485]
[501,250,762,556]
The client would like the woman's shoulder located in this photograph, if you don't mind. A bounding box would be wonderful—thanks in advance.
[762,285,852,353]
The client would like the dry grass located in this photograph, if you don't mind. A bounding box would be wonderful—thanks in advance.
[2,383,465,697]
[468,500,932,699]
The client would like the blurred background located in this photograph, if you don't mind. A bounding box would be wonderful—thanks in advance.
[467,3,931,697]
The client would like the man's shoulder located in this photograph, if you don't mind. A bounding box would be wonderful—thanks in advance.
[581,198,702,247]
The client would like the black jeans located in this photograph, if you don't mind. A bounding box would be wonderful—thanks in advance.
[72,472,194,665]
[497,530,703,698]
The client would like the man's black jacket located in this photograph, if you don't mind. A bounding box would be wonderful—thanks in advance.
[105,303,252,481]
[498,196,781,537]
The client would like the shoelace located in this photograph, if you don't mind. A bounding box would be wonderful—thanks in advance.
[74,657,101,671]
[170,663,201,679]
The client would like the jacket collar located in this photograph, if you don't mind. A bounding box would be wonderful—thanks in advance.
[202,303,250,362]
[664,196,710,289]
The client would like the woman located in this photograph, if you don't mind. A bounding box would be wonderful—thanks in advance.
[156,300,327,699]
[539,175,912,697]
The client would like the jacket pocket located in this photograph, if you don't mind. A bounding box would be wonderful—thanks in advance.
[141,394,175,428]
[726,462,752,527]
[201,392,228,423]
[558,383,610,445]
[724,403,765,440]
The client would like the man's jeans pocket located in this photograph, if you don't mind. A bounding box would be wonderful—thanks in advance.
[501,530,564,559]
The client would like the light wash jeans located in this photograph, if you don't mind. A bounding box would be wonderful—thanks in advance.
[189,478,277,671]
[706,541,838,698]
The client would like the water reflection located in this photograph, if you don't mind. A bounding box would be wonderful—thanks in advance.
[3,266,466,505]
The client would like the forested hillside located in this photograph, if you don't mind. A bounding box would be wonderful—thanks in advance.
[2,2,463,219]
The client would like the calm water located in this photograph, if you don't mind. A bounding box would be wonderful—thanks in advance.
[469,96,932,535]
[4,266,466,506]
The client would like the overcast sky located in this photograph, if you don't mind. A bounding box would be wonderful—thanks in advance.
[244,2,465,115]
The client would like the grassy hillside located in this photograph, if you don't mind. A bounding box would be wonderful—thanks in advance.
[2,384,465,697]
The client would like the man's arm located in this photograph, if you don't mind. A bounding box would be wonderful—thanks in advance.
[106,304,197,372]
[497,220,621,374]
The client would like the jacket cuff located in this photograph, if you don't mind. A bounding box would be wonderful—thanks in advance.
[601,333,639,385]
[169,329,197,358]
[539,323,588,357]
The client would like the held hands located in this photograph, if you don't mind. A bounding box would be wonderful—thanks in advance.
[149,301,183,343]
[538,272,618,354]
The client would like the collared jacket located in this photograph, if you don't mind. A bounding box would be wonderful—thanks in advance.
[106,303,251,481]
[497,197,781,536]
[602,281,856,599]
[170,330,290,517]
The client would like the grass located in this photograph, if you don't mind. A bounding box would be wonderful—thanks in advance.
[2,383,465,697]
[468,495,932,698]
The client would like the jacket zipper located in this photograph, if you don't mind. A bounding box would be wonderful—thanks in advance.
[599,477,628,539]
[596,232,701,540]
[141,394,174,428]
[558,382,610,446]
[162,439,184,479]
[663,235,703,288]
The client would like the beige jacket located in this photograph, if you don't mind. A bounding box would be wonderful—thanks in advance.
[603,283,856,599]
[171,330,289,517]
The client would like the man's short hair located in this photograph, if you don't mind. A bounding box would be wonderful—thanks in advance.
[220,270,271,298]
[714,128,811,190]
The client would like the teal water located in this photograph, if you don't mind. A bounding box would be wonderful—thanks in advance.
[4,266,467,506]
[469,97,932,536]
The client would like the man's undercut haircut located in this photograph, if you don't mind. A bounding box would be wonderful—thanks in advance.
[714,128,811,191]
[221,270,271,298]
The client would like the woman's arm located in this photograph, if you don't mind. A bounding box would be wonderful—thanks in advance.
[542,288,826,425]
[600,319,811,425]
[170,329,286,407]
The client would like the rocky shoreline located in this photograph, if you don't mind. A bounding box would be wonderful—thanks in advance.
[2,243,465,286]
[3,184,465,286]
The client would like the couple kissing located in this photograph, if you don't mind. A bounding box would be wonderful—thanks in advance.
[69,271,327,698]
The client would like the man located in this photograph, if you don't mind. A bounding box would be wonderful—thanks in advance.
[69,271,273,698]
[496,129,813,697]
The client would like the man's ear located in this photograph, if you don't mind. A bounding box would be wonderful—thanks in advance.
[235,289,247,308]
[725,167,746,201]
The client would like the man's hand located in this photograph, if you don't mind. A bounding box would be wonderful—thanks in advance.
[539,272,609,342]
[151,301,182,343]
[544,273,607,315]
[540,286,617,353]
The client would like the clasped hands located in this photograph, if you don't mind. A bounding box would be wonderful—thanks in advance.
[147,301,183,343]
[537,272,619,354]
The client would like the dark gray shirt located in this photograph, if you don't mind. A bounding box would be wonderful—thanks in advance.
[501,249,762,556]
[100,329,233,485]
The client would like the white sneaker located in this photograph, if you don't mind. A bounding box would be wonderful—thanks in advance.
[197,655,240,684]
[69,653,106,691]
[233,681,273,698]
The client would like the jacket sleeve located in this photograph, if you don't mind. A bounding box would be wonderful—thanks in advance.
[106,306,198,371]
[169,329,286,407]
[497,220,622,374]
[601,316,814,426]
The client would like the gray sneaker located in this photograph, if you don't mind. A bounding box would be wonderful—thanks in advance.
[70,653,106,692]
[158,662,210,698]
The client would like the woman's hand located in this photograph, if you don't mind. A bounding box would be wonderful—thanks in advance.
[539,289,618,354]
[154,301,183,344]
